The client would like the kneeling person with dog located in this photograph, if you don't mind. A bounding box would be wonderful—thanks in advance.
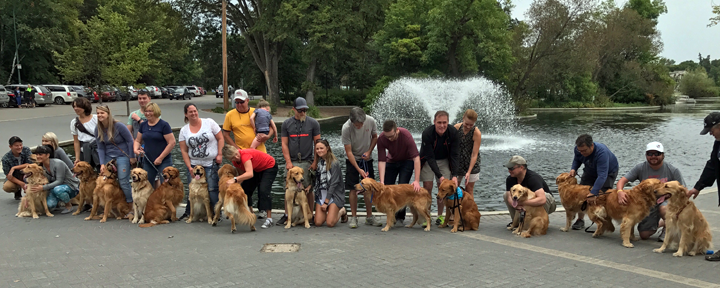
[503,156,556,227]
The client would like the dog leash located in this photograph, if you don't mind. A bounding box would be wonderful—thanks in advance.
[444,186,466,232]
[582,191,612,233]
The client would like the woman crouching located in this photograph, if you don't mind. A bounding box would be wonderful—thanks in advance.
[313,139,347,227]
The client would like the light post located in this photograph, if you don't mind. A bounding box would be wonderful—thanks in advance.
[13,7,21,84]
[222,0,228,111]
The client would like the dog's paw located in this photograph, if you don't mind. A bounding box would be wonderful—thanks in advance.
[99,218,107,223]
[33,215,40,219]
[520,232,531,238]
[131,218,138,224]
[231,229,236,234]
[207,219,213,225]
[439,224,447,228]
[673,251,684,257]
[450,228,458,233]
[251,225,256,231]
[592,232,602,238]
[424,226,430,232]
[72,211,81,216]
[211,221,217,226]
[560,227,569,232]
[304,223,310,229]
[404,224,413,228]
[185,219,192,224]
[84,216,92,221]
[653,248,665,253]
[688,251,697,256]
[46,213,54,217]
[506,226,514,231]
[284,224,291,229]
[381,227,390,232]
[622,243,634,248]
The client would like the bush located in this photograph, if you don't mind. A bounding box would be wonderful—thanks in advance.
[679,67,720,98]
[362,76,395,114]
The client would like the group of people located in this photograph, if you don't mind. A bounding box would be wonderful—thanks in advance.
[3,90,720,260]
[9,84,36,108]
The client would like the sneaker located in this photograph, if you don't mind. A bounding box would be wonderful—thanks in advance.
[436,215,445,226]
[14,191,21,200]
[365,215,383,227]
[348,217,358,228]
[261,218,273,229]
[257,210,267,219]
[657,228,665,242]
[276,214,288,225]
[61,207,75,214]
[572,219,585,230]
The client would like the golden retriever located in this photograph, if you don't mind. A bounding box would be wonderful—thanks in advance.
[586,178,665,248]
[212,164,236,226]
[223,180,257,233]
[85,159,130,222]
[507,184,548,238]
[437,179,481,232]
[653,181,713,256]
[139,167,184,227]
[16,164,53,218]
[71,161,97,216]
[284,166,312,229]
[187,165,213,224]
[354,178,432,232]
[130,168,153,224]
[556,173,591,232]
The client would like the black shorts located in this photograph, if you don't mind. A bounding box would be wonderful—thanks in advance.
[345,159,375,190]
[257,130,269,135]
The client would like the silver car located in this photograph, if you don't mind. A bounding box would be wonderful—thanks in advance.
[6,84,54,106]
[0,86,9,107]
[43,84,79,105]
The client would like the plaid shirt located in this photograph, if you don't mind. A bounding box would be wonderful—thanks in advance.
[2,146,32,176]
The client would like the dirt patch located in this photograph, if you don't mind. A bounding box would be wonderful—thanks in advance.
[203,106,352,119]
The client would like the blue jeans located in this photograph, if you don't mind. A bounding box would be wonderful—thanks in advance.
[384,160,415,220]
[183,163,220,215]
[46,184,79,208]
[113,156,133,203]
[144,156,173,189]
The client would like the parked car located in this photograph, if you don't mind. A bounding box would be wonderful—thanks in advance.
[146,86,162,98]
[169,87,193,100]
[216,85,234,98]
[185,86,200,97]
[122,86,138,100]
[43,84,79,105]
[195,86,205,96]
[98,85,116,102]
[0,86,9,107]
[72,86,95,102]
[6,84,54,106]
[160,87,170,98]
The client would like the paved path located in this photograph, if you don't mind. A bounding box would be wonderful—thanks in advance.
[0,189,718,287]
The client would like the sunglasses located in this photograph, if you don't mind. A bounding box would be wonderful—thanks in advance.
[235,100,246,104]
[508,166,519,171]
[646,151,663,157]
[297,109,307,113]
[315,138,328,144]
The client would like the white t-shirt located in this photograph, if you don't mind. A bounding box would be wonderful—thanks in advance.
[341,116,378,159]
[70,115,98,143]
[179,118,222,167]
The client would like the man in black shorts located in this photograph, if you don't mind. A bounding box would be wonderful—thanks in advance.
[503,155,556,225]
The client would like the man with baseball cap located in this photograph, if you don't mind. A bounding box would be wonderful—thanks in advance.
[278,97,321,226]
[223,89,267,153]
[616,142,685,242]
[688,112,720,261]
[503,155,555,226]
[2,136,34,200]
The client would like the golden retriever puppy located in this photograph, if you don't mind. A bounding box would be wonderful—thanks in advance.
[85,159,131,223]
[354,178,432,232]
[139,167,184,227]
[437,179,481,232]
[130,168,153,224]
[556,173,592,232]
[586,178,664,248]
[653,181,713,256]
[212,164,237,226]
[71,161,97,216]
[508,184,548,238]
[285,166,312,229]
[223,182,257,233]
[16,164,53,218]
[187,165,213,224]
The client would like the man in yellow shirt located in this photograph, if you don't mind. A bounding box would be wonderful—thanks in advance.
[222,89,266,153]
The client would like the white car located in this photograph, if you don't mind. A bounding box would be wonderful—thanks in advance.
[43,84,79,105]
[146,86,162,98]
[186,86,200,96]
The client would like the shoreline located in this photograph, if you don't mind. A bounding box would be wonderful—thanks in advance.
[527,106,662,112]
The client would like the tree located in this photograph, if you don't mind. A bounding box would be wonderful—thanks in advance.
[625,0,666,21]
[679,67,720,98]
[55,0,153,112]
[709,4,719,27]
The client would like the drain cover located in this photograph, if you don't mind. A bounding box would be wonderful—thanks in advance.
[261,243,300,253]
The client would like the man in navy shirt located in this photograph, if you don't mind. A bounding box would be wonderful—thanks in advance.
[569,134,619,230]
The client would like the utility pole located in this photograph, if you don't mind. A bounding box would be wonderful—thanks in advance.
[222,0,229,111]
[13,7,21,84]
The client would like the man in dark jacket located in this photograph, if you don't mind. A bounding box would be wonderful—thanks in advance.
[420,110,460,225]
[569,134,619,230]
[23,85,35,108]
[691,112,720,261]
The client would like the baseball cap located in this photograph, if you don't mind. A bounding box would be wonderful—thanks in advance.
[233,89,248,102]
[504,155,527,169]
[645,142,664,153]
[294,97,309,110]
[8,136,22,146]
[700,112,720,135]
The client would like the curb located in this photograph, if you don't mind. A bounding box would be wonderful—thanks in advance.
[528,106,661,112]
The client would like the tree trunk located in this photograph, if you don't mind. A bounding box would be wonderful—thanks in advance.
[447,37,460,77]
[264,46,281,106]
[305,57,317,106]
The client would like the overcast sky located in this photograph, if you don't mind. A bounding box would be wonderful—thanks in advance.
[510,0,720,63]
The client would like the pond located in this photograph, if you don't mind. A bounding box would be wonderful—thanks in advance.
[62,105,719,212]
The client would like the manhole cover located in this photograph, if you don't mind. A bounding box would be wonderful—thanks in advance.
[261,243,300,253]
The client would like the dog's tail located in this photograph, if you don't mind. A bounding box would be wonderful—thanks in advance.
[592,206,608,221]
[225,197,257,227]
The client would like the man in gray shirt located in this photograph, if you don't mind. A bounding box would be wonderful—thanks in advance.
[616,142,685,241]
[341,107,380,228]
[278,97,321,225]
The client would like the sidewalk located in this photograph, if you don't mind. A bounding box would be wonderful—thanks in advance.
[0,189,718,287]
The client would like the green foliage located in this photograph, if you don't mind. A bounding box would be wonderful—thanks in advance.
[363,76,395,114]
[314,89,366,106]
[211,106,232,114]
[307,105,321,118]
[626,0,667,20]
[679,67,720,98]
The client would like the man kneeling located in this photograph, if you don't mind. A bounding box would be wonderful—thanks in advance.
[503,156,556,228]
